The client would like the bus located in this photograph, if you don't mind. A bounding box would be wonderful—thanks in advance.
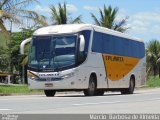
[26,24,146,97]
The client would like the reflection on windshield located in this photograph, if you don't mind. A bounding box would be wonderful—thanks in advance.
[28,35,76,70]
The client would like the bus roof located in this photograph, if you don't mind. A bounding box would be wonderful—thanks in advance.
[33,24,143,42]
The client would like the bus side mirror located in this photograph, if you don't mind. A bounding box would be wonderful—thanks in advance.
[79,35,85,52]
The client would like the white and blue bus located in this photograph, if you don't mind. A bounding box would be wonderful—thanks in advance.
[24,24,146,97]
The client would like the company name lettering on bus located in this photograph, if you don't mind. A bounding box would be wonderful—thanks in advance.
[106,56,124,62]
[39,73,60,77]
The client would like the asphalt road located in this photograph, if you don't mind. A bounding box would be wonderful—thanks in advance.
[0,88,160,114]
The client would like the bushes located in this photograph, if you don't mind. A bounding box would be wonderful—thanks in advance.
[147,76,160,87]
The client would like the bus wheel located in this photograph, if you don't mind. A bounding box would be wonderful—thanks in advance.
[128,77,135,94]
[95,90,104,96]
[84,75,96,96]
[121,77,135,94]
[44,90,56,97]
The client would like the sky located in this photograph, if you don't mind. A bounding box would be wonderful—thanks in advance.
[7,0,160,43]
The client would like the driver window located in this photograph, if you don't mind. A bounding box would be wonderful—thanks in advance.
[77,30,91,64]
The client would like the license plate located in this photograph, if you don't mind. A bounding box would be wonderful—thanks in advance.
[45,83,53,87]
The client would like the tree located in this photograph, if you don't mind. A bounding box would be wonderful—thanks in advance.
[0,32,7,48]
[0,0,47,44]
[0,0,48,79]
[10,28,33,70]
[146,40,160,78]
[91,5,128,33]
[8,27,34,83]
[0,47,9,72]
[50,3,81,24]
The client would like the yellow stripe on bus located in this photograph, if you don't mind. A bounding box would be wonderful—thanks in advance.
[102,54,140,81]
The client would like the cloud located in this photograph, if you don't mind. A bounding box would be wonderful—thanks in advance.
[114,9,160,35]
[34,5,51,15]
[112,8,160,41]
[66,4,78,13]
[83,6,98,11]
[128,11,160,34]
[126,10,160,41]
[133,12,160,22]
[114,8,129,25]
[34,4,78,15]
[150,25,160,34]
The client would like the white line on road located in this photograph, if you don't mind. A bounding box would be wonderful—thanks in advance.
[73,101,121,106]
[0,109,12,111]
[73,98,160,106]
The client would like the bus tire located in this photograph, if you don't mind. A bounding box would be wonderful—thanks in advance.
[44,90,56,97]
[84,75,96,96]
[128,77,135,94]
[121,77,135,94]
[95,89,104,96]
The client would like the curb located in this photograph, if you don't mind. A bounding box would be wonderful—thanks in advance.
[0,93,12,96]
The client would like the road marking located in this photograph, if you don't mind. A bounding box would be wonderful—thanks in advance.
[0,96,47,101]
[0,109,12,111]
[73,101,121,106]
[73,98,160,106]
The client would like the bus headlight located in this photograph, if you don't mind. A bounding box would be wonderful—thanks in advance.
[27,72,38,80]
[61,72,75,79]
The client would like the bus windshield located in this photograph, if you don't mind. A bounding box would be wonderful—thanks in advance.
[28,35,77,71]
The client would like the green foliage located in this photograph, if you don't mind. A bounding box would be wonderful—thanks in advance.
[9,28,34,73]
[147,76,160,87]
[0,0,47,28]
[0,85,29,93]
[0,27,34,74]
[146,40,160,77]
[0,33,7,48]
[91,5,129,33]
[50,2,81,24]
[0,85,42,94]
[0,0,48,52]
[0,47,9,72]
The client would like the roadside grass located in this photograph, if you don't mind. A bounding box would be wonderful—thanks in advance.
[0,84,42,94]
[147,76,160,87]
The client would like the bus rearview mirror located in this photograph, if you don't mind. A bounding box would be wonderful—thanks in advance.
[79,35,85,52]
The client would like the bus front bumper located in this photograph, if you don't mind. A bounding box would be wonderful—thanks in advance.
[28,76,77,90]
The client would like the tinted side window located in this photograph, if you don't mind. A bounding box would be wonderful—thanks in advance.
[80,30,91,53]
[103,34,112,54]
[122,39,145,58]
[139,42,145,58]
[92,31,145,58]
[131,41,145,58]
[92,31,103,53]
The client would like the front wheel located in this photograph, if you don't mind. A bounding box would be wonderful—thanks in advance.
[84,75,96,96]
[44,90,56,97]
